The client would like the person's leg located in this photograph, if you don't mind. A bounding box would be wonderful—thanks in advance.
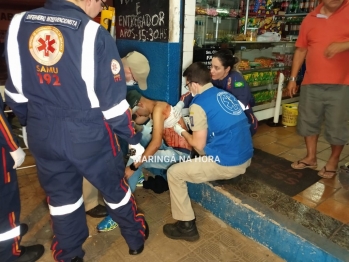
[319,85,349,178]
[97,126,156,233]
[0,166,22,262]
[34,156,88,261]
[83,178,98,211]
[0,150,44,262]
[83,178,107,218]
[82,152,147,253]
[167,157,250,221]
[292,85,323,169]
[163,157,250,241]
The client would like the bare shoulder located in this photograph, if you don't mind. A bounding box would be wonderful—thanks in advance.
[154,101,170,117]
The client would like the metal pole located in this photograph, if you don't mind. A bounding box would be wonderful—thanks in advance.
[273,73,285,123]
[215,0,221,41]
[244,0,250,35]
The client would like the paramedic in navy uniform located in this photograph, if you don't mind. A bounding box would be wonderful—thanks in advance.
[0,96,45,262]
[4,0,148,261]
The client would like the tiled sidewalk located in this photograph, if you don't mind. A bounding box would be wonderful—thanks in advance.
[17,165,283,261]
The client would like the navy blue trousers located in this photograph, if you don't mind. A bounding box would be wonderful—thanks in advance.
[27,104,146,261]
[0,148,22,262]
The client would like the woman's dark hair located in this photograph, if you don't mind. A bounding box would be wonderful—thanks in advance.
[212,49,239,72]
[183,62,211,85]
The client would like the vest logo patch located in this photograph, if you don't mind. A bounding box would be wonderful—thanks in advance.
[29,26,64,66]
[217,92,242,116]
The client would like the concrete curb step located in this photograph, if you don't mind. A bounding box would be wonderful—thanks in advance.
[188,181,349,262]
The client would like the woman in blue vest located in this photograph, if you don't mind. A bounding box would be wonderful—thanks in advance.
[211,49,258,136]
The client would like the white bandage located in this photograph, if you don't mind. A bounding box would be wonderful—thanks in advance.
[173,123,185,137]
[129,143,145,162]
[164,101,184,128]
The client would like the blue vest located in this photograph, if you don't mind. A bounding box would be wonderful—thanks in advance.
[191,87,253,166]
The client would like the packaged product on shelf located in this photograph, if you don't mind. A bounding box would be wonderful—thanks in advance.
[207,7,218,16]
[274,70,280,83]
[254,57,273,67]
[229,9,238,17]
[246,29,258,41]
[234,33,246,41]
[239,59,250,70]
[195,6,207,15]
[252,72,260,87]
[253,89,275,104]
[284,53,294,66]
[243,73,252,84]
[217,8,230,17]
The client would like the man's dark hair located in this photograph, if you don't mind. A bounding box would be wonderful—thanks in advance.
[183,62,211,86]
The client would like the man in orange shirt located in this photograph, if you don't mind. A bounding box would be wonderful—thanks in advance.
[287,0,349,178]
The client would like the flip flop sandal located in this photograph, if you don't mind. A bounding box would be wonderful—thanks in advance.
[318,166,337,179]
[291,160,318,170]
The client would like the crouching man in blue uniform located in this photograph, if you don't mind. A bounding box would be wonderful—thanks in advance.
[163,62,253,241]
[0,96,45,262]
[4,0,148,260]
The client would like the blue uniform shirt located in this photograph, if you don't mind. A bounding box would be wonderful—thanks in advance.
[4,0,140,144]
[212,71,255,107]
[212,71,258,136]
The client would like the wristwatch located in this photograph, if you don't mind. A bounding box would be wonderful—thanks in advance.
[289,76,297,81]
[130,162,138,171]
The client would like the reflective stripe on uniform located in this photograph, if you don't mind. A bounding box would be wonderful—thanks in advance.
[6,12,29,103]
[48,195,83,216]
[0,226,20,241]
[238,100,249,111]
[5,90,29,103]
[104,187,131,209]
[102,99,129,120]
[81,21,100,108]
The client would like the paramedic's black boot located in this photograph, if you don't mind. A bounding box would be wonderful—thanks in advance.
[129,220,149,255]
[163,219,199,241]
[85,204,107,218]
[15,245,45,262]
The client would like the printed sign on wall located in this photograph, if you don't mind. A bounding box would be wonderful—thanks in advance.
[114,0,169,42]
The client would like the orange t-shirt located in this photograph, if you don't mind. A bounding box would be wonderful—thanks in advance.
[296,0,349,85]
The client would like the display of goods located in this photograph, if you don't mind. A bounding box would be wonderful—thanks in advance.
[216,8,230,17]
[284,53,294,66]
[243,71,274,87]
[206,8,218,16]
[229,9,238,17]
[253,89,276,104]
[195,7,207,15]
[246,29,258,41]
[254,57,273,67]
[234,34,246,41]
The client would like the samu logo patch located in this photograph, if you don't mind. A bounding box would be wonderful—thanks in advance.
[29,26,64,66]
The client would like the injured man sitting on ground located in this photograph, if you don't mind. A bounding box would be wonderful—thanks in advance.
[97,90,193,232]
